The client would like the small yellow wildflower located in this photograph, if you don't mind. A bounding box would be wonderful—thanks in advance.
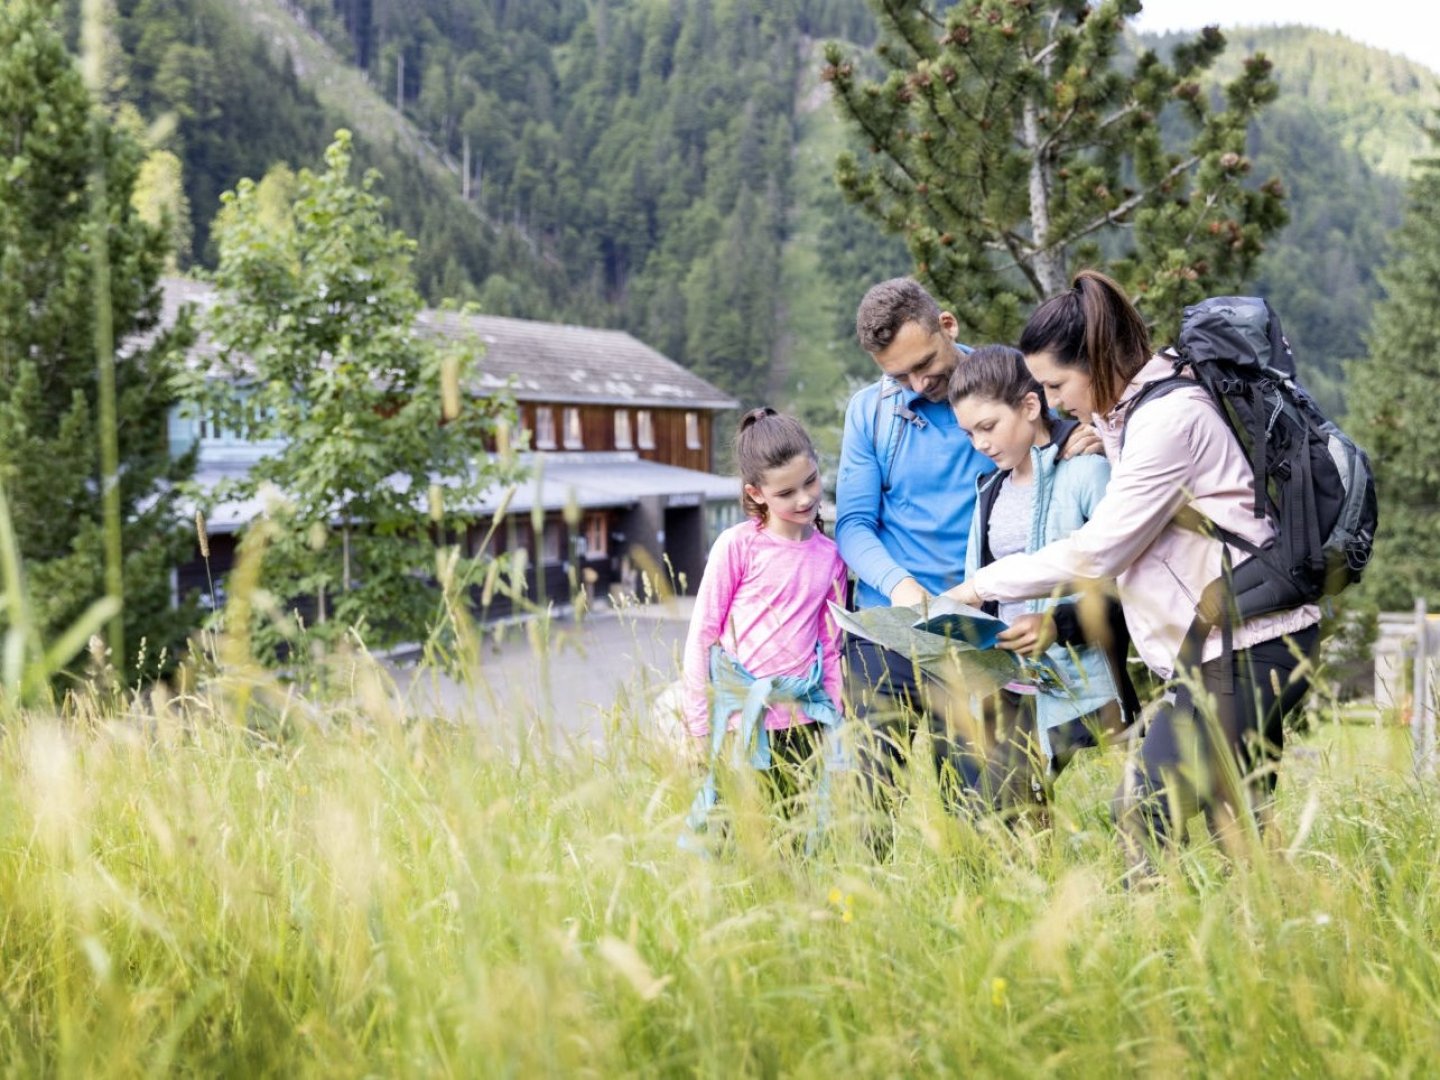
[991,977,1008,1008]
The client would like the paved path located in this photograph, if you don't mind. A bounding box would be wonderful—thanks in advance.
[384,600,694,744]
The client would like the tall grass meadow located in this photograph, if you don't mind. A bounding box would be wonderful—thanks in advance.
[0,529,1436,1075]
[7,5,1428,1071]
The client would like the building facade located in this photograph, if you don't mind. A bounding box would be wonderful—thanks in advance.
[161,278,742,619]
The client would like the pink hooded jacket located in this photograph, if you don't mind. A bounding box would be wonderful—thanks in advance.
[970,354,1319,678]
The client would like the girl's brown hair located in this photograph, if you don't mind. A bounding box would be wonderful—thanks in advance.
[735,407,820,527]
[948,344,1048,433]
[1017,269,1151,417]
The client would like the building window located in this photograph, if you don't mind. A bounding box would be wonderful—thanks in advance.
[534,406,557,449]
[508,519,533,558]
[563,407,584,449]
[541,520,564,564]
[614,409,632,449]
[707,501,743,545]
[685,411,701,450]
[466,520,508,559]
[199,409,234,443]
[583,512,608,559]
[636,409,656,450]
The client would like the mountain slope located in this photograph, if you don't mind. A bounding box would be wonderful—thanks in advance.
[107,2,1440,429]
[1201,28,1440,410]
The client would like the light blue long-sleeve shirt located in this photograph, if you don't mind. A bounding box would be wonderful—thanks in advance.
[835,378,990,610]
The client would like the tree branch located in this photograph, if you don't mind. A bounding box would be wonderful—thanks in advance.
[1064,153,1201,246]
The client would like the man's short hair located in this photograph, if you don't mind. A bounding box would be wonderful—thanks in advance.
[855,277,943,354]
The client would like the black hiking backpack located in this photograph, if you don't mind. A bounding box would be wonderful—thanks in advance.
[1126,296,1378,625]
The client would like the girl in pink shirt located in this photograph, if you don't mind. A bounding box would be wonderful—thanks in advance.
[682,409,848,827]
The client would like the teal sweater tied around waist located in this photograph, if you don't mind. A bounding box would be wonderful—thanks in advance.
[682,643,847,841]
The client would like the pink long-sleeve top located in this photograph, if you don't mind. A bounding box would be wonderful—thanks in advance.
[682,519,848,738]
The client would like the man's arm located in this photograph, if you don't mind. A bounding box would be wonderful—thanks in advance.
[834,387,918,605]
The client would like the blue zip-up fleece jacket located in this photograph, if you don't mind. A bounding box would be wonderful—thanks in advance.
[963,422,1124,737]
[835,378,991,610]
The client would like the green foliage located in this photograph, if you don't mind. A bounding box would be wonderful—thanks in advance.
[272,0,874,405]
[199,130,517,655]
[1345,117,1440,610]
[0,0,195,680]
[825,0,1289,342]
[131,146,193,270]
[72,0,1440,420]
[1209,26,1440,180]
[115,0,338,263]
[779,42,913,458]
[1241,103,1401,415]
[0,482,120,708]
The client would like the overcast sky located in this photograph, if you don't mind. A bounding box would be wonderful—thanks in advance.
[1129,0,1440,75]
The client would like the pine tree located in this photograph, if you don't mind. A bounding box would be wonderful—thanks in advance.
[823,0,1289,340]
[1345,118,1440,610]
[0,0,195,678]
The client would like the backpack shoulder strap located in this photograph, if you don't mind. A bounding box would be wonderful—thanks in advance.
[1117,373,1190,453]
[874,375,920,491]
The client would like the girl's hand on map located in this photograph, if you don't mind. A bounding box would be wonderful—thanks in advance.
[996,613,1056,656]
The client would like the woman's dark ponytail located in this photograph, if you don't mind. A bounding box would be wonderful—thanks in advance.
[1019,269,1150,416]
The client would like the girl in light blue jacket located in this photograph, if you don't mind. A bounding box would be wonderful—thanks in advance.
[949,346,1138,806]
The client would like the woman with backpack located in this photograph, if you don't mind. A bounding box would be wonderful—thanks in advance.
[944,270,1321,881]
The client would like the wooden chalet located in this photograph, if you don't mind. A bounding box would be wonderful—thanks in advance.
[161,278,742,618]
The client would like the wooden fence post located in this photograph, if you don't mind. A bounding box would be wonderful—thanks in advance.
[1416,598,1436,778]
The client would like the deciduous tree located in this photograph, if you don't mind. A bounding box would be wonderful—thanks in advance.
[201,130,517,654]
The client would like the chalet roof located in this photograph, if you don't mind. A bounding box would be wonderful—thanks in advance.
[149,277,739,411]
[538,453,739,505]
[418,309,738,409]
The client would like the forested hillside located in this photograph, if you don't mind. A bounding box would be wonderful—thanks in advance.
[282,0,888,406]
[92,0,1439,425]
[1153,24,1439,411]
[95,0,573,309]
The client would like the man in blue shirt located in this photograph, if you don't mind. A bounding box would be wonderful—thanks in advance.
[836,278,989,815]
[836,278,1101,822]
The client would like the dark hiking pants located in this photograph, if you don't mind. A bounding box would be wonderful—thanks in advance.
[1113,624,1320,861]
[844,636,987,817]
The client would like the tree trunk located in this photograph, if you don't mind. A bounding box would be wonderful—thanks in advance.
[1024,100,1067,297]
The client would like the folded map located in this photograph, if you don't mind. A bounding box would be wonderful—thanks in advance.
[829,598,1065,696]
